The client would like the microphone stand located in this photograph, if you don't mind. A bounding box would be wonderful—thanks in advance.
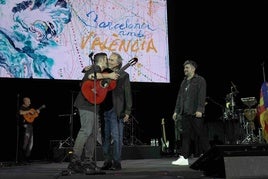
[90,55,98,164]
[85,53,105,175]
[15,93,20,164]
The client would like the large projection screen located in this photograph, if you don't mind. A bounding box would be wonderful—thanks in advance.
[0,0,169,83]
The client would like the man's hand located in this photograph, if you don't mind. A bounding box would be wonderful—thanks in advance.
[107,72,119,80]
[195,111,202,118]
[123,114,129,123]
[172,113,177,120]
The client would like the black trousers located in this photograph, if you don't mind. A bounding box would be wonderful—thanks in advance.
[180,115,210,158]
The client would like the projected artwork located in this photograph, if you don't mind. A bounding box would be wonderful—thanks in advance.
[0,0,169,82]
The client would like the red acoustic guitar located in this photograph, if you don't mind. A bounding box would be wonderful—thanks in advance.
[81,57,138,104]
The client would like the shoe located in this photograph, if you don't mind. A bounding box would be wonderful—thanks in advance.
[83,162,105,175]
[171,156,189,166]
[101,161,112,170]
[83,161,101,171]
[110,161,122,170]
[68,160,84,173]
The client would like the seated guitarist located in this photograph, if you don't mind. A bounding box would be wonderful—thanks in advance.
[19,97,40,163]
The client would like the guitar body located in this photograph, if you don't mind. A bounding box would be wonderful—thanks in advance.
[81,57,138,104]
[107,80,116,91]
[23,105,46,123]
[101,68,117,91]
[161,138,170,153]
[81,79,113,105]
[24,109,39,123]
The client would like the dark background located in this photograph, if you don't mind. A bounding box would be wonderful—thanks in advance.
[1,0,268,161]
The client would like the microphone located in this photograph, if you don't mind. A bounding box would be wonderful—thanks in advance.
[81,67,88,73]
[89,51,95,65]
[88,51,94,58]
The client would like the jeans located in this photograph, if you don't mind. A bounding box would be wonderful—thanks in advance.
[102,108,124,162]
[23,124,33,157]
[72,109,97,161]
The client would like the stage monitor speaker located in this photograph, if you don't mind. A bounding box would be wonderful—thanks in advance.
[190,144,268,178]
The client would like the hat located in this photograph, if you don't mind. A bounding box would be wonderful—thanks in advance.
[183,60,198,68]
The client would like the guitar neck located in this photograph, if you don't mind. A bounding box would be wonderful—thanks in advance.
[118,58,137,74]
[161,118,167,142]
[162,126,166,142]
[119,64,131,73]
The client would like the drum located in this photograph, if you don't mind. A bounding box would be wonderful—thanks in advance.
[244,108,257,121]
[244,108,257,131]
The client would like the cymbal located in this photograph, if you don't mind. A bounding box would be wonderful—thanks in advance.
[241,97,257,108]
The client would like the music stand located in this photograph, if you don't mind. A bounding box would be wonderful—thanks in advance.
[126,114,142,146]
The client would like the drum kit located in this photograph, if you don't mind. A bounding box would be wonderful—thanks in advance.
[223,93,264,144]
[222,85,265,144]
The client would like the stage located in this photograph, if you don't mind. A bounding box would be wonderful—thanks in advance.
[50,145,163,162]
[0,158,207,179]
[1,145,208,179]
[2,144,268,179]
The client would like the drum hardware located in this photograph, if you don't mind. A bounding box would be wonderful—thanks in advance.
[258,128,265,143]
[222,87,241,144]
[241,126,257,144]
[241,121,256,144]
[240,125,264,144]
[241,110,257,144]
[240,97,260,144]
[231,81,239,94]
[223,93,236,121]
[224,85,239,121]
[226,93,236,113]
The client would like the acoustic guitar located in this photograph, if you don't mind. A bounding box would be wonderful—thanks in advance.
[23,104,46,123]
[81,58,138,104]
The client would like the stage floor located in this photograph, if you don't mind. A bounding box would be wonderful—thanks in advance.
[0,158,214,179]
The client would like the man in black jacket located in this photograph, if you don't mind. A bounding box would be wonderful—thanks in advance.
[172,60,210,166]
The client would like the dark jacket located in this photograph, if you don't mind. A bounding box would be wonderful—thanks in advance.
[112,71,132,118]
[174,74,206,115]
[100,71,132,118]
